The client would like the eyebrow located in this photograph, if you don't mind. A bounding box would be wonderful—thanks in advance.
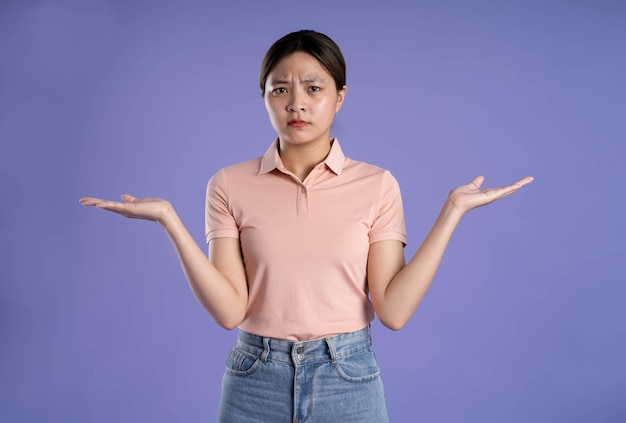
[269,77,325,84]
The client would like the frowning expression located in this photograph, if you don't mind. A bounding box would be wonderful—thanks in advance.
[263,51,347,147]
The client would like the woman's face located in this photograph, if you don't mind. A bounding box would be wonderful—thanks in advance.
[263,51,346,148]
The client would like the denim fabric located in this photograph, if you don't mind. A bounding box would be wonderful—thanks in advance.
[218,327,389,422]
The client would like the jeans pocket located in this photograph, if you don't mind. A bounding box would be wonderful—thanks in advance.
[334,348,381,383]
[225,347,262,377]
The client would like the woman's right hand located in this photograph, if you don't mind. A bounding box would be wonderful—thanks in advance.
[80,193,248,328]
[79,194,173,224]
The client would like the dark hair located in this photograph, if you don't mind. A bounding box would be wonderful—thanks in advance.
[259,30,346,95]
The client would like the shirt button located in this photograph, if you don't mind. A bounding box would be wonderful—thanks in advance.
[300,188,306,193]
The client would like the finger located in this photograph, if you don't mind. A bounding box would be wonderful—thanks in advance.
[501,188,517,197]
[80,197,109,206]
[470,175,485,189]
[93,200,127,211]
[514,176,534,188]
[502,176,534,193]
[121,194,137,203]
[491,178,532,198]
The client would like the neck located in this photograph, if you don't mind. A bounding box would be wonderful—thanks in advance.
[279,138,333,182]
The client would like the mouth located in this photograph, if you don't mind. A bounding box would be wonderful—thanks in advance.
[288,119,308,128]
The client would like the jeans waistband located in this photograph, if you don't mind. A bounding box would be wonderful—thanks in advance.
[236,327,372,365]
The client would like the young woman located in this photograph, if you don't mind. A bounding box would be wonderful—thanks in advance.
[81,30,533,422]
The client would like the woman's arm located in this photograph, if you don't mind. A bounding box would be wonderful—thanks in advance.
[80,194,248,329]
[368,175,533,330]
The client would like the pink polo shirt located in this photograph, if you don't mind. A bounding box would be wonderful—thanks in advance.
[205,139,407,341]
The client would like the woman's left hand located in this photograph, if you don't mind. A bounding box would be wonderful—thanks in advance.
[448,175,534,214]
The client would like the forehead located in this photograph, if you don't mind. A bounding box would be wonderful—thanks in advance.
[267,51,330,80]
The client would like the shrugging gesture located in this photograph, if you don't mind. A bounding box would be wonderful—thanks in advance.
[80,173,533,333]
[79,29,535,421]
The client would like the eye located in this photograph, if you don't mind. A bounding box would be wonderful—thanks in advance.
[308,86,321,92]
[272,87,287,94]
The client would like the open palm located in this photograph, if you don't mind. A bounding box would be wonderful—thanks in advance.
[79,194,173,223]
[448,176,534,214]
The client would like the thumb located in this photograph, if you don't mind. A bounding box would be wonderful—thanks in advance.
[470,175,485,189]
[121,194,136,203]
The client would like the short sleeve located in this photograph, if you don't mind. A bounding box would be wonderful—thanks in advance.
[369,170,407,246]
[205,168,240,244]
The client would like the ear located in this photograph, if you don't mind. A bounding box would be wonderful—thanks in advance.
[335,85,347,113]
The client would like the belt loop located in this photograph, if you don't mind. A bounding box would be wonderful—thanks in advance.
[325,336,338,364]
[261,337,270,362]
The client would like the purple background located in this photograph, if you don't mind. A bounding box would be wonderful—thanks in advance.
[1,0,625,421]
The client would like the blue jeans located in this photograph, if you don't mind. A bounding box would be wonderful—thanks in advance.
[218,327,389,422]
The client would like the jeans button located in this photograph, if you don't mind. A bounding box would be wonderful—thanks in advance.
[296,346,305,360]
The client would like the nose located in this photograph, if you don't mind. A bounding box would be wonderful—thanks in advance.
[287,88,306,112]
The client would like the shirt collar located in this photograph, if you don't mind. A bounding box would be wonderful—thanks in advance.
[259,138,345,176]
